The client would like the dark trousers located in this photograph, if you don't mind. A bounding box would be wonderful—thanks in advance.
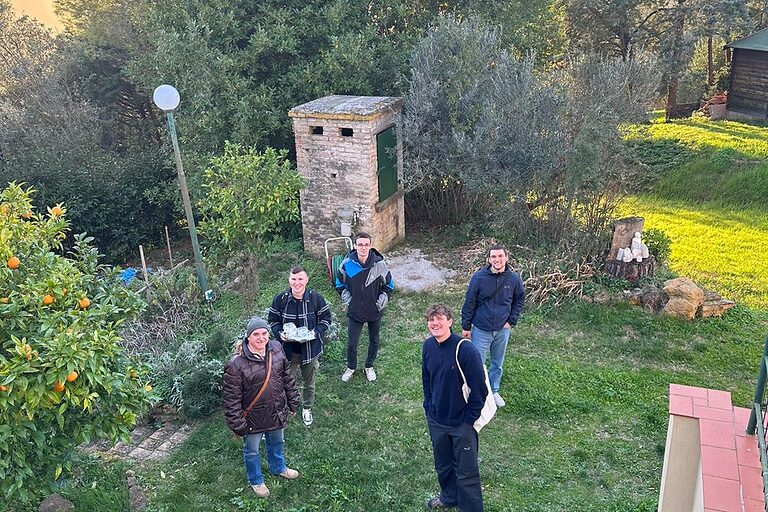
[346,318,381,369]
[428,419,484,512]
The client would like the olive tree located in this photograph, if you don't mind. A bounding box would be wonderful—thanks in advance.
[400,16,659,256]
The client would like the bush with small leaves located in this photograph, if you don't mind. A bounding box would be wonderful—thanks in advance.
[643,228,672,264]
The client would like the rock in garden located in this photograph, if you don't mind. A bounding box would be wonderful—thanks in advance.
[662,278,704,319]
[126,469,147,512]
[640,286,667,312]
[38,494,75,512]
[698,299,737,318]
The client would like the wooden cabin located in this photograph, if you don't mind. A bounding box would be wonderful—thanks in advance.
[725,28,768,120]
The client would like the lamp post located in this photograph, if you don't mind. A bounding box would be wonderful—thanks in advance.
[152,84,211,300]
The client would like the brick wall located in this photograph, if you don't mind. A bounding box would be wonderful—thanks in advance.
[291,100,405,256]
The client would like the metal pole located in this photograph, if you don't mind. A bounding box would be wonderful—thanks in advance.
[164,226,174,268]
[165,112,209,296]
[139,244,151,303]
[747,335,768,434]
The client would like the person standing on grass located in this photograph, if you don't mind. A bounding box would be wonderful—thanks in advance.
[422,303,486,512]
[223,317,301,498]
[461,244,525,408]
[268,266,332,428]
[335,232,394,383]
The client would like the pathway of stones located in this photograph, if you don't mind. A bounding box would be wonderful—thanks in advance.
[84,409,192,463]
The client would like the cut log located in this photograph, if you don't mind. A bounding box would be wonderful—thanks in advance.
[604,257,656,282]
[609,217,644,260]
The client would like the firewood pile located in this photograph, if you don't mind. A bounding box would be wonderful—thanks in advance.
[455,238,596,307]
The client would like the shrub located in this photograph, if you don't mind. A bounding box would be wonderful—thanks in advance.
[180,360,224,420]
[0,183,151,501]
[198,143,306,258]
[643,228,672,264]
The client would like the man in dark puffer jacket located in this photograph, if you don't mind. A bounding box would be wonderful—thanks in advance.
[460,245,525,409]
[335,232,394,383]
[223,317,301,498]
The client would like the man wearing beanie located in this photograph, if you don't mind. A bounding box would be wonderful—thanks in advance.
[223,316,300,498]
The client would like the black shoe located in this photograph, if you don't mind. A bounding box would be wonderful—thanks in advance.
[426,497,448,510]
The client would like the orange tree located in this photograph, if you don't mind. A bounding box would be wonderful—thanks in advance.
[0,183,151,501]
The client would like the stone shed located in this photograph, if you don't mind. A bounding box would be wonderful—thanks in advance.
[288,95,405,256]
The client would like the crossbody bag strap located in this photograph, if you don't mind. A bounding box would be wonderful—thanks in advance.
[455,338,469,389]
[242,351,273,418]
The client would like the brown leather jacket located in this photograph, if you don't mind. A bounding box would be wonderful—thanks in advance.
[223,339,300,436]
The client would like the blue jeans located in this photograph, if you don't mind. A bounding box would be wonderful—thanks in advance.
[243,429,287,485]
[470,327,510,393]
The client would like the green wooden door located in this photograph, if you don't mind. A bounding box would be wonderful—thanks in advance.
[376,126,398,202]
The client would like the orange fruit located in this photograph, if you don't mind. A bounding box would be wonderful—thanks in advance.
[66,371,78,382]
[0,204,8,215]
[62,288,67,296]
[53,381,65,393]
[42,294,54,306]
[7,256,20,269]
[144,384,153,392]
[78,297,91,309]
[51,206,63,216]
[21,211,32,219]
[0,297,8,304]
[0,385,7,392]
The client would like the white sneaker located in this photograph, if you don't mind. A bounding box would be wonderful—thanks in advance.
[251,483,270,498]
[493,392,506,408]
[279,467,300,479]
[302,408,313,427]
[364,367,377,382]
[341,368,355,382]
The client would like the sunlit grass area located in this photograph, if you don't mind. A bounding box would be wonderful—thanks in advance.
[623,114,768,308]
[622,197,768,308]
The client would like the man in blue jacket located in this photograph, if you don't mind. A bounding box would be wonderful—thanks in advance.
[461,245,525,409]
[422,303,486,511]
[335,232,394,383]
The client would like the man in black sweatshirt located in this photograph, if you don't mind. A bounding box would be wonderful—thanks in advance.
[422,304,486,512]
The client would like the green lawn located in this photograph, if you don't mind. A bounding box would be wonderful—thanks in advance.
[25,282,765,512]
[623,115,768,308]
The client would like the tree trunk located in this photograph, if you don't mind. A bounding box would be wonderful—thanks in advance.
[707,36,714,87]
[665,77,679,122]
[665,0,686,122]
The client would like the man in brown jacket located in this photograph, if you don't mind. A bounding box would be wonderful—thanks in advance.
[223,317,301,498]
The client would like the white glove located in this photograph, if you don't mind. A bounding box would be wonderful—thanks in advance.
[341,289,352,306]
[376,293,389,311]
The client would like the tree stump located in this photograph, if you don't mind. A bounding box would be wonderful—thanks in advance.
[604,257,656,282]
[609,217,644,260]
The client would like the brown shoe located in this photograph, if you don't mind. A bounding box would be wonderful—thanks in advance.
[279,468,299,479]
[251,483,270,498]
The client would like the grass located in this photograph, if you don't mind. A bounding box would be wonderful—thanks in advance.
[13,277,762,512]
[622,114,768,308]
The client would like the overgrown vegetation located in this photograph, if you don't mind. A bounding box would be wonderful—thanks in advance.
[400,17,659,257]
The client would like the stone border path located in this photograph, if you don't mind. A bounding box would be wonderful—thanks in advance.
[84,417,193,462]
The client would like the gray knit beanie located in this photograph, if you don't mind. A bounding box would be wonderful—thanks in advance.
[246,317,270,337]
